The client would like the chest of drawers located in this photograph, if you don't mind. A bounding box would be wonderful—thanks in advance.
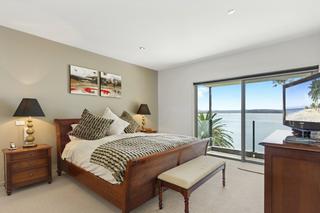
[2,144,52,195]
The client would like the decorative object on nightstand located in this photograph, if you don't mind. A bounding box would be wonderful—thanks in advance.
[9,142,17,150]
[137,104,151,130]
[13,98,45,148]
[2,144,52,195]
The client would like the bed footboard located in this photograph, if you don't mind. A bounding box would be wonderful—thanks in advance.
[123,139,209,211]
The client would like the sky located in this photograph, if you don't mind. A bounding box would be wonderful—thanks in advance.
[197,81,285,111]
[286,80,314,109]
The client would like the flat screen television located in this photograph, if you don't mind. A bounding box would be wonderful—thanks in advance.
[283,72,320,131]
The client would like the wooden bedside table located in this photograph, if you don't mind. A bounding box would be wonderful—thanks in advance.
[2,144,52,195]
[141,129,157,133]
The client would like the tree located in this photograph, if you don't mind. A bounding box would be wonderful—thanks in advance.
[198,112,234,148]
[272,80,287,87]
[272,79,297,87]
[308,80,320,110]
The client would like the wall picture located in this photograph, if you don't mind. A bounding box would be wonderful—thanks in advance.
[100,72,122,98]
[70,65,99,96]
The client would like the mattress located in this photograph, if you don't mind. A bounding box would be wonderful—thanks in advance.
[61,132,161,184]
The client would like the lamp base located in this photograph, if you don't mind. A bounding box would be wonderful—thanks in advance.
[23,142,37,148]
[141,115,146,131]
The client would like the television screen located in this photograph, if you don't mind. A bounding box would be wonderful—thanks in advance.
[285,74,320,124]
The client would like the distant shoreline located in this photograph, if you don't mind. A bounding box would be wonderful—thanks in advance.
[199,109,283,114]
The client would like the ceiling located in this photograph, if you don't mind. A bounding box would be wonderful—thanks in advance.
[1,0,320,71]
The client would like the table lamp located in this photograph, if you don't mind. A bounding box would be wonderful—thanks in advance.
[13,98,45,148]
[137,104,151,130]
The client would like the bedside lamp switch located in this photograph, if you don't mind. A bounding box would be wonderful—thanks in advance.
[15,120,25,126]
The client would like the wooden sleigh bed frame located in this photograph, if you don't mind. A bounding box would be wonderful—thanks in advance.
[55,119,209,213]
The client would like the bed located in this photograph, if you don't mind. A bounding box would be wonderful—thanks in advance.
[55,119,209,213]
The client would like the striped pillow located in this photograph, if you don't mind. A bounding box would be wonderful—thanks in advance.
[70,109,113,140]
[120,111,139,133]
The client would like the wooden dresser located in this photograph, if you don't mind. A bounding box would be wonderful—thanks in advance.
[261,140,320,213]
[2,144,52,195]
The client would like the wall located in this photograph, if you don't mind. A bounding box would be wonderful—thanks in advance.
[158,33,320,135]
[0,26,158,182]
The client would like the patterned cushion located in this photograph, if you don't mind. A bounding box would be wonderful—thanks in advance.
[120,111,139,133]
[70,109,113,140]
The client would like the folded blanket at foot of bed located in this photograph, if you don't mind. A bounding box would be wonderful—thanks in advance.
[90,134,195,182]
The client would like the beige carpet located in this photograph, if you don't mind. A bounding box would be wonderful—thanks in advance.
[0,158,264,213]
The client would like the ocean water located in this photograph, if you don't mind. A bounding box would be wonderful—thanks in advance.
[214,113,290,153]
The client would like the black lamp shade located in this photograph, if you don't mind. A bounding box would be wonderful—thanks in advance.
[137,104,151,115]
[13,98,45,117]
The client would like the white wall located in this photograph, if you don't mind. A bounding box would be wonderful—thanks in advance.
[158,33,320,136]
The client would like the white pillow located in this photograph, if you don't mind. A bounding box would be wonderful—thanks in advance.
[71,124,78,130]
[69,124,79,140]
[103,107,129,135]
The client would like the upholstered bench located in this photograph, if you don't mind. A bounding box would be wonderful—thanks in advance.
[157,156,226,213]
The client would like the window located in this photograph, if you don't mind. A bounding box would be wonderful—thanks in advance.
[195,66,318,162]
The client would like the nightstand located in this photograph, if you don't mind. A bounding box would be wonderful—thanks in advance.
[141,129,157,133]
[2,144,52,195]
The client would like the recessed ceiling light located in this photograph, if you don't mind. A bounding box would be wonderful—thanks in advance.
[139,46,146,51]
[227,9,236,15]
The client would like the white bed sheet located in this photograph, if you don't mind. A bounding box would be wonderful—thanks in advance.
[61,132,158,184]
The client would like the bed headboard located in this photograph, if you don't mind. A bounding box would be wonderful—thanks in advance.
[54,119,80,174]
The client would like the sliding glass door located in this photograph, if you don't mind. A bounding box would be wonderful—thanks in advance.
[197,85,210,139]
[195,67,318,162]
[244,79,285,161]
[210,81,242,159]
[244,73,314,162]
[196,81,242,159]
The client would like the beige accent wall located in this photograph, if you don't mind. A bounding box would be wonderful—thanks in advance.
[0,26,158,182]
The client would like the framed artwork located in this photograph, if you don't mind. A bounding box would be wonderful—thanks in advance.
[69,65,99,96]
[100,72,122,98]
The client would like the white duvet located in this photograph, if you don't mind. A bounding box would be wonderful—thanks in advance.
[61,132,161,184]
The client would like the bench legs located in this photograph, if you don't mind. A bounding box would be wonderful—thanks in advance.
[159,181,163,210]
[158,163,226,212]
[159,181,190,213]
[222,164,226,187]
[183,192,190,213]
